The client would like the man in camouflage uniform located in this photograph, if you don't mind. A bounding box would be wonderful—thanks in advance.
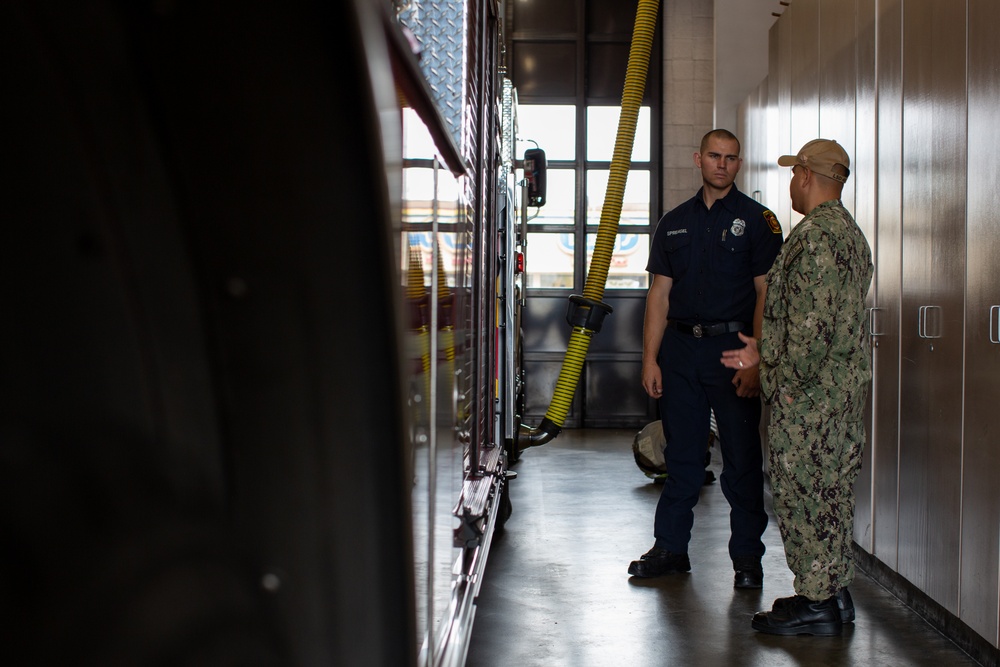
[720,139,873,636]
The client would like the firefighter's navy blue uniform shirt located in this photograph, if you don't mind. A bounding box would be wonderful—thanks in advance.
[646,184,783,327]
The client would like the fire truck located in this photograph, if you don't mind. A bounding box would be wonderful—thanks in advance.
[4,0,529,665]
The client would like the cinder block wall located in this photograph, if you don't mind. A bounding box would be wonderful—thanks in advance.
[662,0,715,211]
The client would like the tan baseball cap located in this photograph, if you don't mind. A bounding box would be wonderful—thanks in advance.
[777,138,851,183]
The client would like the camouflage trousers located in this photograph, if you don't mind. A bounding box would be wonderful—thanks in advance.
[767,396,865,601]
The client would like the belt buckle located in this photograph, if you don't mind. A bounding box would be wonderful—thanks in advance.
[692,324,703,338]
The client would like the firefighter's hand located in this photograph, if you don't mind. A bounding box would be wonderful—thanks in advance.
[732,366,760,398]
[643,364,662,398]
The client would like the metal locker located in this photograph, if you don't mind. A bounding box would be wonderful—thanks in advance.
[851,0,879,554]
[897,0,967,615]
[960,0,1000,646]
[872,0,904,572]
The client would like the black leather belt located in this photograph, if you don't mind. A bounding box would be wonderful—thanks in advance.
[668,321,745,338]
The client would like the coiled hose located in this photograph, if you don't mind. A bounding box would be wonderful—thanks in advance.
[518,0,660,450]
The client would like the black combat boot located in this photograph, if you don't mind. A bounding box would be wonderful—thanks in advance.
[751,595,843,636]
[627,546,691,578]
[733,556,763,589]
[770,587,855,623]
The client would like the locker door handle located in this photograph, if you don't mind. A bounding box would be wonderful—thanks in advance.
[990,305,1000,344]
[868,307,884,336]
[918,305,942,339]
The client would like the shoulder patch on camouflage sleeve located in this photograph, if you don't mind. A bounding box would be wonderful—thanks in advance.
[763,210,781,234]
[782,238,806,269]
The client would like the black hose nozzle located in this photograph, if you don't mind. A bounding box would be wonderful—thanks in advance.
[566,295,613,333]
[517,417,561,452]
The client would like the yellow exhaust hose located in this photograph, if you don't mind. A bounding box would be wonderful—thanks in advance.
[519,0,660,450]
[406,235,456,403]
[406,241,432,401]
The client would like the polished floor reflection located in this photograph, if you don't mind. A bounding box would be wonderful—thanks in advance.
[466,428,984,667]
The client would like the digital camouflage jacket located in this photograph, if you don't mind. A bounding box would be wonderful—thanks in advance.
[759,199,874,419]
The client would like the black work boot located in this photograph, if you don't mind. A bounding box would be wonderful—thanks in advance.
[733,556,763,589]
[835,588,856,623]
[751,595,843,636]
[627,546,691,578]
[771,587,855,623]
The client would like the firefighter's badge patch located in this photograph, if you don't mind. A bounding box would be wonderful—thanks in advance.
[764,209,781,234]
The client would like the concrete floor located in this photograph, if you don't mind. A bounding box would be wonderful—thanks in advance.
[466,428,984,667]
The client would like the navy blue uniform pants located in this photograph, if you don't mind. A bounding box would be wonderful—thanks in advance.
[653,327,767,560]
